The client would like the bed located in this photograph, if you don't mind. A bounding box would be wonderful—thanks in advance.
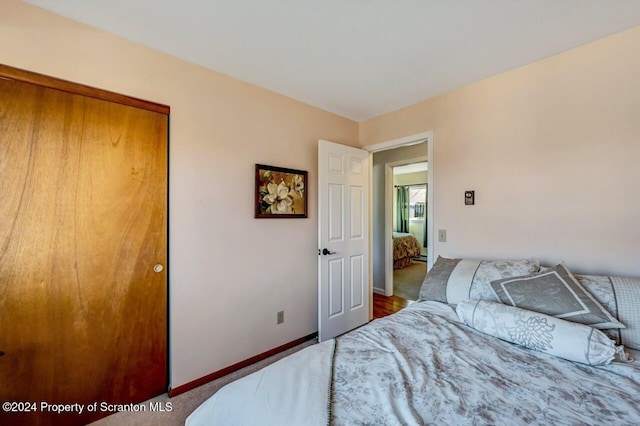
[186,258,640,425]
[392,232,422,269]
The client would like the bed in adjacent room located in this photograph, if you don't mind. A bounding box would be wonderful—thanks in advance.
[186,258,640,425]
[392,232,422,269]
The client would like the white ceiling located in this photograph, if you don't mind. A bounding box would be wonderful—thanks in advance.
[26,0,640,121]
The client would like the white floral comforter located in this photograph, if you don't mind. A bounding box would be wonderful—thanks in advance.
[186,302,640,426]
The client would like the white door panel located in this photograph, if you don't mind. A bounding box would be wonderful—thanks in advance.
[318,139,370,342]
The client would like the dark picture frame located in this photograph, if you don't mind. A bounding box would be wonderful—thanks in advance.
[255,164,308,218]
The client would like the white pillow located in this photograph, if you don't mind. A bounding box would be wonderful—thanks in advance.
[456,299,617,366]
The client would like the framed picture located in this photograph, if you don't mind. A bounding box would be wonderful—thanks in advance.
[255,164,308,218]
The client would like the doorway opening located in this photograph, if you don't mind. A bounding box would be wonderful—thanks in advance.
[391,164,428,300]
[365,130,434,318]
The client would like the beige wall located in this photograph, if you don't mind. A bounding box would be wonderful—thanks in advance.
[361,26,640,277]
[1,0,358,389]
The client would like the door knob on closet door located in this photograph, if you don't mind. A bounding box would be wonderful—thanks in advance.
[153,264,164,273]
[321,248,336,255]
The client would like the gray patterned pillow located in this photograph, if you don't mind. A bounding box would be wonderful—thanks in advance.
[577,274,640,350]
[419,256,540,304]
[490,264,624,329]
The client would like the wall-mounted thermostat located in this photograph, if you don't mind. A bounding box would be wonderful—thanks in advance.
[465,191,475,205]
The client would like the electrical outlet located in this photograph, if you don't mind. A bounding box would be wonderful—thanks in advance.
[438,229,447,242]
[277,310,284,324]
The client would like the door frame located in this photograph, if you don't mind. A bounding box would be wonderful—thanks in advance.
[383,157,428,296]
[364,131,434,297]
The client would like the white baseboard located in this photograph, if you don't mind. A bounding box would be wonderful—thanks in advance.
[373,287,386,295]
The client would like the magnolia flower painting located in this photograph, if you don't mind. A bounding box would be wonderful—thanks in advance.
[255,164,308,218]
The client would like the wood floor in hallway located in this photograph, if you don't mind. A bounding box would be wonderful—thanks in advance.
[372,293,412,319]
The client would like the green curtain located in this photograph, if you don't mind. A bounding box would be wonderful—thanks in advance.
[395,185,409,233]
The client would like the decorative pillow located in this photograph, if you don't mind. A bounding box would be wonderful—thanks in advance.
[418,256,540,304]
[576,274,621,343]
[490,264,624,329]
[577,274,640,351]
[456,299,617,366]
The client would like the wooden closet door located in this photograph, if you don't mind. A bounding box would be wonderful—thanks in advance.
[0,75,168,425]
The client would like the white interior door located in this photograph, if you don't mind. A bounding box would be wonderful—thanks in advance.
[318,139,370,342]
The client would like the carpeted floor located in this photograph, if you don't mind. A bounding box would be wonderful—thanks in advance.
[89,340,316,426]
[394,261,427,300]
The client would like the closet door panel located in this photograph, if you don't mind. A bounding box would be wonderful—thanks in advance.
[0,77,167,426]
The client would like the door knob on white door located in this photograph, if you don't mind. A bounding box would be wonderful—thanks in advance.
[321,248,336,255]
